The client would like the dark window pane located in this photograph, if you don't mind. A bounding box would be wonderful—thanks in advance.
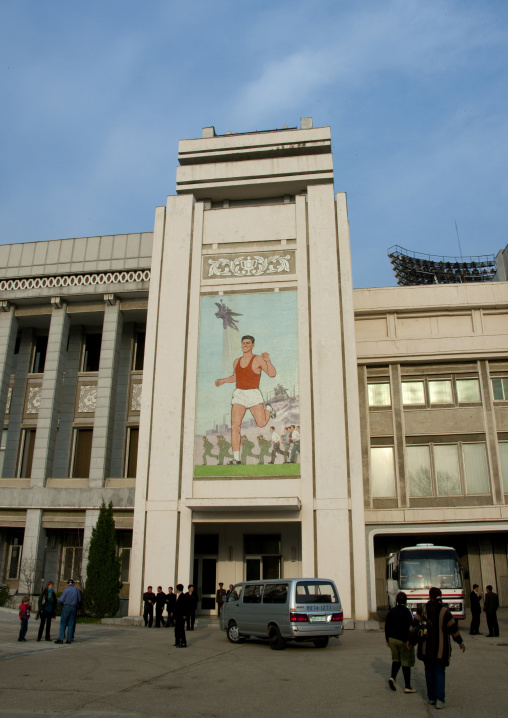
[32,335,48,373]
[262,555,281,580]
[194,534,219,554]
[246,558,260,581]
[126,428,139,478]
[263,583,288,604]
[72,429,93,478]
[8,545,21,579]
[134,332,145,371]
[201,558,216,594]
[243,584,263,603]
[83,333,102,372]
[19,429,36,478]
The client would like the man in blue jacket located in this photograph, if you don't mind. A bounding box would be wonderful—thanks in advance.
[55,579,82,644]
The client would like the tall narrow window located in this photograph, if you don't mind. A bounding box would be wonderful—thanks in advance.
[126,427,139,478]
[407,445,432,496]
[82,333,102,372]
[499,443,508,493]
[7,533,23,580]
[72,428,93,478]
[434,444,461,495]
[19,429,36,478]
[492,378,508,401]
[462,443,490,494]
[370,447,396,497]
[133,331,145,371]
[32,335,48,373]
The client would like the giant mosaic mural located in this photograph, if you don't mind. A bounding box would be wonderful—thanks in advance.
[194,291,300,476]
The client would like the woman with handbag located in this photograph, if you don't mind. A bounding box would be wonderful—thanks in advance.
[409,586,466,709]
[37,580,57,641]
[385,591,416,693]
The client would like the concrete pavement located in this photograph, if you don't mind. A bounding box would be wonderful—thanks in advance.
[1,608,507,717]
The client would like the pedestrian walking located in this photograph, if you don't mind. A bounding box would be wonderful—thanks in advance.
[18,596,31,642]
[484,584,500,637]
[37,580,57,641]
[55,579,81,645]
[409,586,465,709]
[143,585,155,627]
[385,591,416,693]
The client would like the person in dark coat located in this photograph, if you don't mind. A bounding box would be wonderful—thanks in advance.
[172,584,189,647]
[409,586,465,708]
[37,580,57,641]
[154,586,167,627]
[483,584,500,637]
[143,586,156,627]
[165,586,176,627]
[469,583,482,635]
[186,584,198,631]
[385,592,416,693]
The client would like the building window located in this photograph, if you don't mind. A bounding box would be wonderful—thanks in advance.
[6,532,23,580]
[456,378,481,403]
[408,442,490,497]
[1,428,7,451]
[82,333,102,372]
[402,381,425,405]
[125,427,139,478]
[72,428,93,478]
[428,380,453,404]
[31,335,48,373]
[370,447,396,497]
[500,443,508,492]
[61,531,83,584]
[18,428,36,478]
[368,383,391,407]
[117,531,132,584]
[133,331,145,371]
[492,378,508,401]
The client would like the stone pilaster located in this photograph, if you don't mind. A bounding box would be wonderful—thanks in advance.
[2,328,33,478]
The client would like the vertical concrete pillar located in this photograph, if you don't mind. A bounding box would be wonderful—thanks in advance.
[0,303,18,425]
[2,328,33,477]
[307,183,351,618]
[52,326,82,477]
[19,509,46,597]
[89,297,123,487]
[109,325,133,478]
[31,300,70,486]
[336,193,369,620]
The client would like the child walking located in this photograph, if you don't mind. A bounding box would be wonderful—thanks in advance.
[18,596,31,642]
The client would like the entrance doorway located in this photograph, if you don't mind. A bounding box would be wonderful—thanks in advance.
[193,557,217,614]
[246,555,281,581]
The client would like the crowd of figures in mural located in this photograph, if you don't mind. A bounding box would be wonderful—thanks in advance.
[199,424,300,465]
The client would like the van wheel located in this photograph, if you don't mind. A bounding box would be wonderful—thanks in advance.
[268,625,286,650]
[313,637,329,648]
[227,622,245,644]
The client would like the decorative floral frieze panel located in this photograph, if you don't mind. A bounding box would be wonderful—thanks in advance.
[78,385,97,413]
[6,386,12,414]
[27,386,42,414]
[131,383,142,412]
[204,250,295,280]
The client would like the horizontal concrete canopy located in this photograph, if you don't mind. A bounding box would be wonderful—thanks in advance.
[184,497,301,511]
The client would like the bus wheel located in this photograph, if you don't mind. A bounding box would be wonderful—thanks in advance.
[268,625,286,650]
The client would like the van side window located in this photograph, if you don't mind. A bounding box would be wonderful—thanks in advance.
[243,584,263,604]
[227,585,243,602]
[263,583,289,604]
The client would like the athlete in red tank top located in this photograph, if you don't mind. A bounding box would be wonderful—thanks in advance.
[215,335,277,460]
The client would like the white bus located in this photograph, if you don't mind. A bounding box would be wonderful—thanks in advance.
[386,543,465,619]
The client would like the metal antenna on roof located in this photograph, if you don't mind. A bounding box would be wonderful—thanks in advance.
[455,220,463,261]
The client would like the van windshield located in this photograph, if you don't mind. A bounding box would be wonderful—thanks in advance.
[296,581,339,604]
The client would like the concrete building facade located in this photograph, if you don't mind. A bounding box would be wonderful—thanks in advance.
[1,121,507,619]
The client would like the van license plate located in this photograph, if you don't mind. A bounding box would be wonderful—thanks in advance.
[309,616,327,622]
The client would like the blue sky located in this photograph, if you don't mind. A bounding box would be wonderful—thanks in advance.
[1,0,507,288]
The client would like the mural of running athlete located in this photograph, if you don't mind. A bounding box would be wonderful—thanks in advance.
[215,335,276,465]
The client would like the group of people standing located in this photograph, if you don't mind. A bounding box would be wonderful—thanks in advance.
[142,584,198,648]
[17,578,82,644]
[469,583,500,637]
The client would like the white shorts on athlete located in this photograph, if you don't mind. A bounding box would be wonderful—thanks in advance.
[231,388,265,409]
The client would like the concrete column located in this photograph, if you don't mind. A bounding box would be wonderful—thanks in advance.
[19,509,46,597]
[0,303,18,427]
[30,301,70,486]
[2,328,33,478]
[307,183,351,618]
[109,325,134,478]
[336,193,369,620]
[52,326,82,477]
[89,297,123,487]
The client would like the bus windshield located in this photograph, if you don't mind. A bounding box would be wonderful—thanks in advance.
[399,549,462,589]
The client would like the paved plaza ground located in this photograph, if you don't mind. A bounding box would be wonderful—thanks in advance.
[1,607,507,717]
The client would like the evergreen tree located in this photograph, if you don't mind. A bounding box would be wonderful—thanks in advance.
[83,501,121,617]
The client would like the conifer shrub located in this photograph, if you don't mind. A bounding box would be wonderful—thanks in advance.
[83,501,121,617]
